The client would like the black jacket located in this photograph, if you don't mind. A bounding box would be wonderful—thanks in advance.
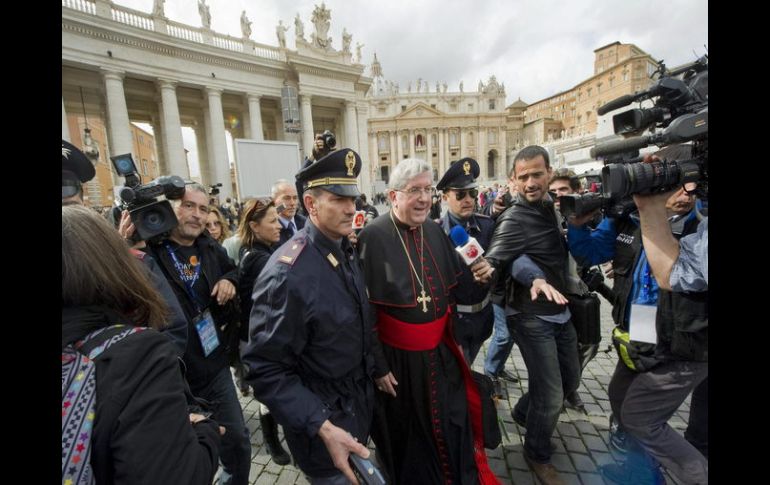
[136,250,188,356]
[238,240,274,339]
[143,234,239,391]
[278,213,307,246]
[485,194,569,315]
[63,307,220,485]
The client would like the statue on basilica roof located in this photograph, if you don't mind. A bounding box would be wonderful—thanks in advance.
[198,0,211,29]
[295,13,305,41]
[310,3,333,50]
[241,11,253,39]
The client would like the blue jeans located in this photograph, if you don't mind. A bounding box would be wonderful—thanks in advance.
[483,304,514,376]
[193,366,252,485]
[509,314,580,463]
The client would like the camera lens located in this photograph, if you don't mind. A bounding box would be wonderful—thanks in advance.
[141,209,165,230]
[603,160,691,198]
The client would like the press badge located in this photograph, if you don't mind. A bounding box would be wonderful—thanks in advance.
[194,309,220,357]
[629,304,657,344]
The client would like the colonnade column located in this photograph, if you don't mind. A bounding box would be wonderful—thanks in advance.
[205,87,232,200]
[158,79,189,178]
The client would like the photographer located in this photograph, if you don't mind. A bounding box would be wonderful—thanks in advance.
[571,149,707,484]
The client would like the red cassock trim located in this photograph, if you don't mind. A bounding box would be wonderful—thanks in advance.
[376,310,447,350]
[375,309,501,485]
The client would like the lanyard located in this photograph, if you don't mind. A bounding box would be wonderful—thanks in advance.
[165,243,204,312]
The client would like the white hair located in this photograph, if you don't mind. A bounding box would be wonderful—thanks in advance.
[271,179,294,198]
[389,158,433,190]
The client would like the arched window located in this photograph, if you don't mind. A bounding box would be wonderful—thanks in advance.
[487,150,497,179]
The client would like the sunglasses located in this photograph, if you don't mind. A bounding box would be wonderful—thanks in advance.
[452,188,479,201]
[62,179,82,199]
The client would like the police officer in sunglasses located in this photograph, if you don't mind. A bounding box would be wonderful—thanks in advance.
[436,158,495,364]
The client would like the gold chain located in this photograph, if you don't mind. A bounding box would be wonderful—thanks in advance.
[389,210,425,291]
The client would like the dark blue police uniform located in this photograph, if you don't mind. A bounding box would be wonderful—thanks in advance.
[437,157,495,364]
[241,148,375,480]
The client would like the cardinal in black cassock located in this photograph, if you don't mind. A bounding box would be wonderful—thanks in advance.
[358,166,499,485]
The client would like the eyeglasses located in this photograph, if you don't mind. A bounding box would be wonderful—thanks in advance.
[452,188,479,201]
[396,186,434,198]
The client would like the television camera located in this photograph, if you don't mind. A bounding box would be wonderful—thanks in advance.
[110,153,186,242]
[560,54,708,218]
[592,54,708,199]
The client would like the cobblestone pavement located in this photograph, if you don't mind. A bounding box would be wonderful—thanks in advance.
[226,263,693,484]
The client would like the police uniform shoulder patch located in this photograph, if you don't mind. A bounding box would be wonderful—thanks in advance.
[277,235,307,266]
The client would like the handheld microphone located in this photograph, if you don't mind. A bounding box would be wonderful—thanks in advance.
[449,225,485,266]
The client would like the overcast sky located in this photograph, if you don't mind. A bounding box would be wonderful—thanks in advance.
[114,0,707,175]
[116,0,707,104]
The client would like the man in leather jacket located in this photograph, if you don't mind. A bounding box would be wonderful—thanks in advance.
[483,145,580,485]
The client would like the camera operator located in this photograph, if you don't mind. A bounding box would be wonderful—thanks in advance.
[141,183,252,485]
[63,141,188,357]
[569,147,707,484]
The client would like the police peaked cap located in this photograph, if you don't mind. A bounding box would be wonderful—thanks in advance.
[62,140,96,183]
[436,157,480,191]
[296,148,362,197]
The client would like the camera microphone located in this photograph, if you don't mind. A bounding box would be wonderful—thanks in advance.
[597,95,635,116]
[591,135,652,159]
[449,225,485,266]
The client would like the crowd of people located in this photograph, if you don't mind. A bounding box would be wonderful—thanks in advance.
[62,132,707,485]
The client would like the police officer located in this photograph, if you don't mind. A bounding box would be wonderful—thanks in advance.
[436,157,496,365]
[242,148,375,484]
[62,140,96,205]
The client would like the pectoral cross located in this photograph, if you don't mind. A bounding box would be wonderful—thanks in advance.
[417,289,432,313]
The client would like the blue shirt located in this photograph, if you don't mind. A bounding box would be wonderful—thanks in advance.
[670,216,708,292]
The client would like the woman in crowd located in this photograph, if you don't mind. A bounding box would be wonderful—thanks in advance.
[62,204,221,484]
[206,205,231,244]
[234,197,290,465]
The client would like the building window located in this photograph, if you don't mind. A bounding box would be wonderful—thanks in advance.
[488,99,495,110]
[468,132,475,146]
[401,105,406,112]
[378,107,386,114]
[623,71,629,82]
[587,88,592,97]
[431,134,437,146]
[488,129,497,145]
[431,104,436,109]
[487,151,496,178]
[402,135,408,151]
[142,159,148,175]
[378,135,388,153]
[467,103,474,111]
[450,103,458,112]
[449,131,458,146]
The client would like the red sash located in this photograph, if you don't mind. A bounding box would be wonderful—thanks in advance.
[376,309,500,485]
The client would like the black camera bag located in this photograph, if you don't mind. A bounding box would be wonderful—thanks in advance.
[568,292,601,345]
